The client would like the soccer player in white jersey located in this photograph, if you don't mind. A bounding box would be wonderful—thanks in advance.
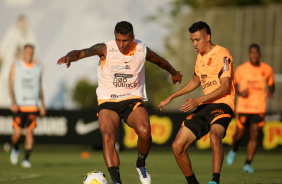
[57,21,182,184]
[9,44,46,168]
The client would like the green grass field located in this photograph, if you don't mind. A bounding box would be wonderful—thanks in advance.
[0,145,281,184]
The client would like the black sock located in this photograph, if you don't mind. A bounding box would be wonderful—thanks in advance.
[233,140,242,152]
[245,159,252,165]
[185,173,199,184]
[108,166,122,184]
[13,144,19,150]
[136,151,148,167]
[24,149,32,160]
[212,173,220,184]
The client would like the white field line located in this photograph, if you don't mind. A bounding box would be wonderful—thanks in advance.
[0,173,41,181]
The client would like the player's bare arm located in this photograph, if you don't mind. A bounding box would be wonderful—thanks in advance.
[267,84,275,99]
[39,73,46,116]
[57,43,106,68]
[145,47,183,85]
[9,63,18,113]
[159,74,200,112]
[180,77,231,112]
[235,84,248,98]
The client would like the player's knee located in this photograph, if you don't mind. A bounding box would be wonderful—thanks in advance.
[137,125,151,140]
[172,141,184,155]
[102,132,115,144]
[210,133,222,148]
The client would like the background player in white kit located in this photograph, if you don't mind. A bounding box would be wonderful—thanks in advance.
[9,44,45,168]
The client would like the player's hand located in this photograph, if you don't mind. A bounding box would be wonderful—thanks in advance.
[171,71,183,85]
[267,92,274,99]
[180,98,199,112]
[40,106,46,116]
[10,103,19,113]
[57,56,71,68]
[239,89,249,98]
[158,97,172,114]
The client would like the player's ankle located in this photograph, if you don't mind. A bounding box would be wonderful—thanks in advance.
[245,159,252,165]
[212,173,220,184]
[108,166,122,184]
[136,151,148,167]
[185,173,199,184]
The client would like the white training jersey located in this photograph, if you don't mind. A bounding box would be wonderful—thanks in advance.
[13,60,41,107]
[96,39,148,101]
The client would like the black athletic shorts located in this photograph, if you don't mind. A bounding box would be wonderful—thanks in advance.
[235,113,265,129]
[98,98,143,123]
[182,103,233,140]
[12,111,38,130]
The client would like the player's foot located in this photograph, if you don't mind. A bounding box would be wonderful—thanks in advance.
[243,164,254,173]
[21,159,32,168]
[208,182,218,184]
[136,166,151,184]
[226,149,236,166]
[10,148,19,165]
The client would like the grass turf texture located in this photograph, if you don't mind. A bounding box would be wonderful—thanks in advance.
[0,145,281,184]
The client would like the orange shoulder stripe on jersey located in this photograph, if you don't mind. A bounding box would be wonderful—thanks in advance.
[210,114,231,125]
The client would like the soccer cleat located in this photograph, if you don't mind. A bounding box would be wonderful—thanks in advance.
[243,164,255,173]
[10,148,19,165]
[208,182,218,184]
[226,149,236,166]
[136,166,151,184]
[21,159,32,168]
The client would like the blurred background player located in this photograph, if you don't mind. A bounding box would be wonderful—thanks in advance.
[226,44,275,173]
[57,21,182,184]
[0,15,39,108]
[159,21,235,184]
[9,44,45,168]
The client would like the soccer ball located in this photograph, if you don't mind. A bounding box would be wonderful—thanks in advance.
[83,171,108,184]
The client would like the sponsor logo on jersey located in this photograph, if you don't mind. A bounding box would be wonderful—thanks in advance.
[222,57,230,72]
[113,73,137,88]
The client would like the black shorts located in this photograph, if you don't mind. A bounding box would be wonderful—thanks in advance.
[98,98,144,123]
[236,113,265,129]
[12,111,38,130]
[182,103,233,140]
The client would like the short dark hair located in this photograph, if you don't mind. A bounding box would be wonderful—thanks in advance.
[249,43,261,54]
[189,21,211,38]
[23,44,35,50]
[114,21,134,36]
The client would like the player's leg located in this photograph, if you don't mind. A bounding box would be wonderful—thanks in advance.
[98,109,122,184]
[226,114,247,166]
[209,124,226,184]
[127,106,152,184]
[243,123,262,173]
[172,127,198,184]
[22,113,37,168]
[10,116,22,165]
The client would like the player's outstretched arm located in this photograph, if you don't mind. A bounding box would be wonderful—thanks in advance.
[159,74,201,112]
[180,77,231,112]
[57,43,106,68]
[146,47,182,85]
